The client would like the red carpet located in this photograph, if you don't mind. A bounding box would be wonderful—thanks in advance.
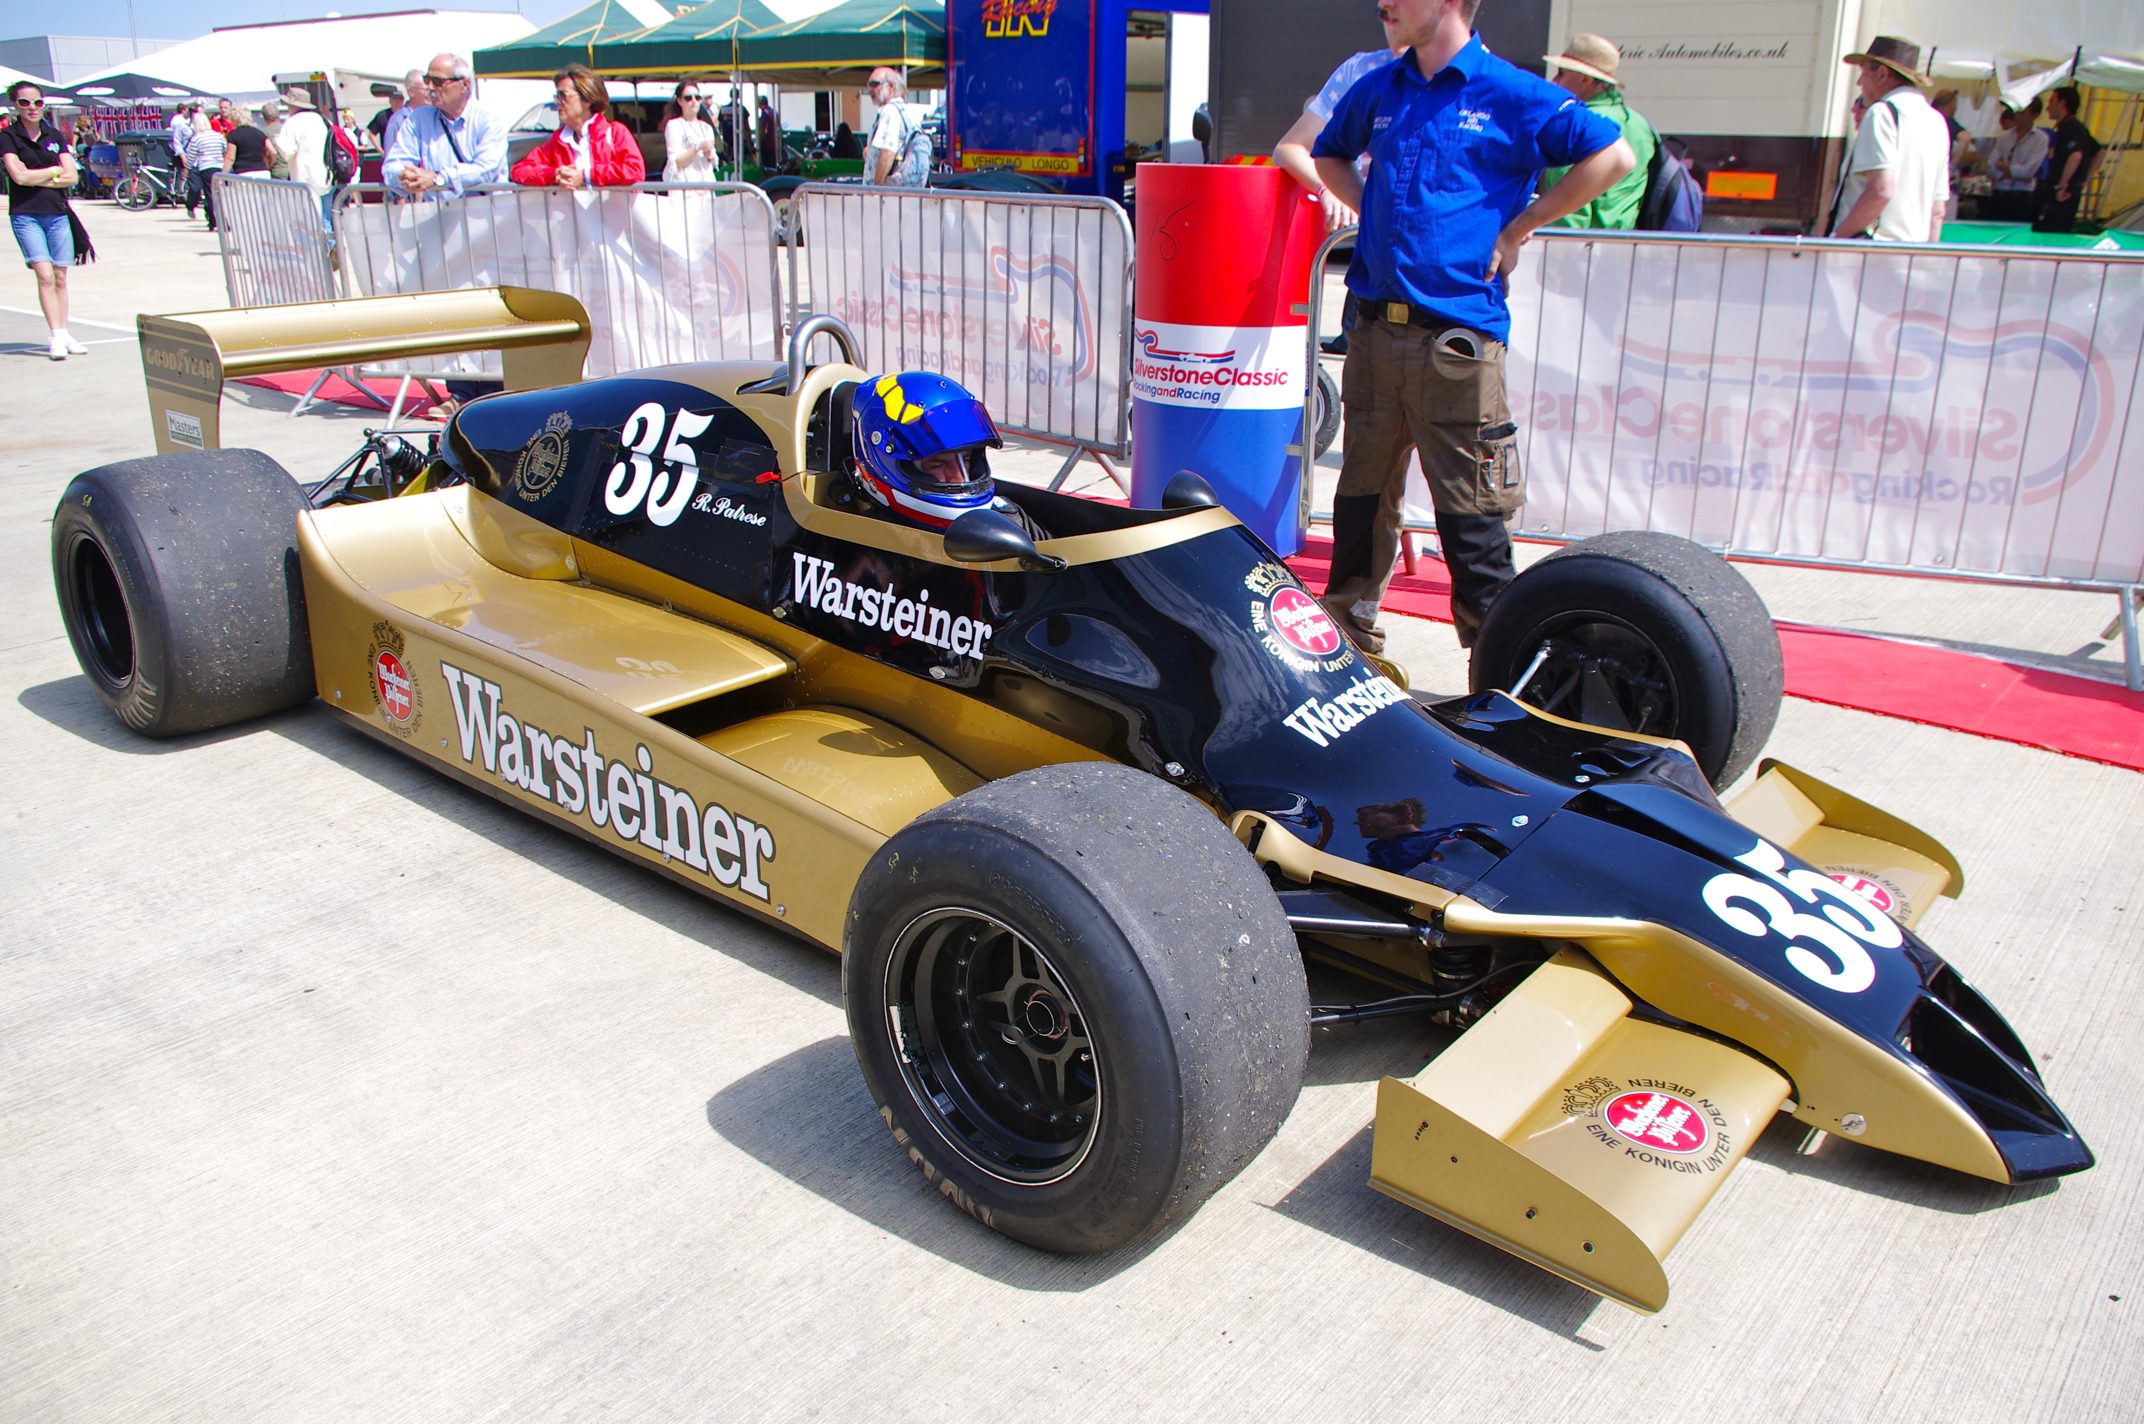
[1284,537,2144,774]
[236,369,443,416]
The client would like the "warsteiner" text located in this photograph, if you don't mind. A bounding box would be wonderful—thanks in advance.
[791,553,994,658]
[440,663,774,900]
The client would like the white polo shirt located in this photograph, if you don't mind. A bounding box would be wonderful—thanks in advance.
[1837,84,1952,242]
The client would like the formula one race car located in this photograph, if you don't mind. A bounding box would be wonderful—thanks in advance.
[53,305,2090,1313]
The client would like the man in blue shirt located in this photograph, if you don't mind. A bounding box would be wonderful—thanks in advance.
[1311,0,1632,654]
[383,53,508,199]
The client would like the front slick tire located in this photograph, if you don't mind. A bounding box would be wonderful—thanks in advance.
[52,448,313,738]
[844,763,1309,1255]
[1470,531,1783,788]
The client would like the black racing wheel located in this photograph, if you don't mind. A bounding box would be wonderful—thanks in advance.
[844,763,1308,1253]
[52,449,314,737]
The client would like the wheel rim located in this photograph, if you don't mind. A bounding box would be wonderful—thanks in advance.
[1508,615,1678,738]
[65,532,136,692]
[882,907,1100,1185]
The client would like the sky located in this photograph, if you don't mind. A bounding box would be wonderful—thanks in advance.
[37,0,845,49]
[33,2,588,49]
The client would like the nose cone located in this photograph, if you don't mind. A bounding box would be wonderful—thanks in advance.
[1903,965,2093,1181]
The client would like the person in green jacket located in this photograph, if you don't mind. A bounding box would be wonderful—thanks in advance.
[1540,34,1655,230]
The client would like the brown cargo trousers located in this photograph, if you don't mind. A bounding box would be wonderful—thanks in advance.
[1320,314,1525,650]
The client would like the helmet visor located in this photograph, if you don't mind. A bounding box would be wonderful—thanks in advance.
[900,446,992,499]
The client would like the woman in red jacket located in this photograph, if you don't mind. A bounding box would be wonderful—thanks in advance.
[511,64,645,189]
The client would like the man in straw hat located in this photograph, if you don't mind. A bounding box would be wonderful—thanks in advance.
[1829,35,1950,242]
[271,81,335,232]
[1540,34,1655,229]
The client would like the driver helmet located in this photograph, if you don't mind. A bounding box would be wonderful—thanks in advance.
[851,371,1004,528]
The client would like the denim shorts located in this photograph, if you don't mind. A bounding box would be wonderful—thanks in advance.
[11,212,73,267]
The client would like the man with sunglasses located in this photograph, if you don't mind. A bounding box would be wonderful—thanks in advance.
[383,53,508,199]
[2,81,87,361]
[864,69,932,187]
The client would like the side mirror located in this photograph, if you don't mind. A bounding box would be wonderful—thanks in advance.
[944,508,1065,571]
[1161,470,1221,510]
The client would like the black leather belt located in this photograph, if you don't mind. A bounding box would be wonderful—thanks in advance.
[1373,301,1483,356]
[1373,300,1445,329]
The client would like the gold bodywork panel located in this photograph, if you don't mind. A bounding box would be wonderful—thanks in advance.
[311,488,791,717]
[701,707,983,837]
[1728,760,1962,928]
[302,499,880,950]
[293,457,1125,948]
[1372,950,1789,1313]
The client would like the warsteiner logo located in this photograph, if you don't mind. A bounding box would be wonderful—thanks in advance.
[366,621,422,737]
[511,410,573,502]
[1561,1075,1733,1175]
[1245,561,1353,674]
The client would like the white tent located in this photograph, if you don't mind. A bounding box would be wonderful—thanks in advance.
[70,10,538,102]
[0,61,60,91]
[1868,0,2144,98]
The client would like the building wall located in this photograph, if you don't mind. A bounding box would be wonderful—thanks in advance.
[0,35,183,85]
[1207,0,1552,160]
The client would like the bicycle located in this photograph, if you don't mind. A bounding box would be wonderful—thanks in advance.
[114,160,178,211]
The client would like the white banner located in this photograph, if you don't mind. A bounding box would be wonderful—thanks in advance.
[796,185,1131,454]
[336,184,783,379]
[1507,234,2144,586]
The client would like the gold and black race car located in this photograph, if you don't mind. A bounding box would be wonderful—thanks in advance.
[52,306,2090,1313]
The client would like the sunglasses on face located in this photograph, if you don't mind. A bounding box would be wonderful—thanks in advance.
[423,74,462,88]
[15,98,43,108]
[679,93,701,102]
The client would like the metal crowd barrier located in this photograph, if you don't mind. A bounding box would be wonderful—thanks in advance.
[212,175,335,308]
[1299,227,2144,690]
[788,182,1134,476]
[329,181,783,382]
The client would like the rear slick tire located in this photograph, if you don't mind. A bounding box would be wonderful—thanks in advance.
[843,763,1309,1254]
[1469,531,1783,788]
[52,448,314,738]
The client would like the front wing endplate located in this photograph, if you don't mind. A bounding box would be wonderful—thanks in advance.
[1370,950,1789,1312]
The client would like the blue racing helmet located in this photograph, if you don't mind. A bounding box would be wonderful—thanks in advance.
[851,372,1004,527]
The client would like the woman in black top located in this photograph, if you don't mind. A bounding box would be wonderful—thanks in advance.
[226,106,272,179]
[2,80,86,360]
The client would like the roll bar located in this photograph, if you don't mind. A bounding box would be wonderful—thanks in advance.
[786,314,863,395]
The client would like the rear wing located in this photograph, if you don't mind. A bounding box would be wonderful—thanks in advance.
[138,286,591,454]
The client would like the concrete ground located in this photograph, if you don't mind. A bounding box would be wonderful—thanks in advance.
[2,203,2139,1421]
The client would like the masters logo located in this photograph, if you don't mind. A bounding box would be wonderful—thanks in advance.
[512,411,573,502]
[366,621,422,736]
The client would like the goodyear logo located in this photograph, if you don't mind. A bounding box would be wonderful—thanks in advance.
[983,0,1057,38]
